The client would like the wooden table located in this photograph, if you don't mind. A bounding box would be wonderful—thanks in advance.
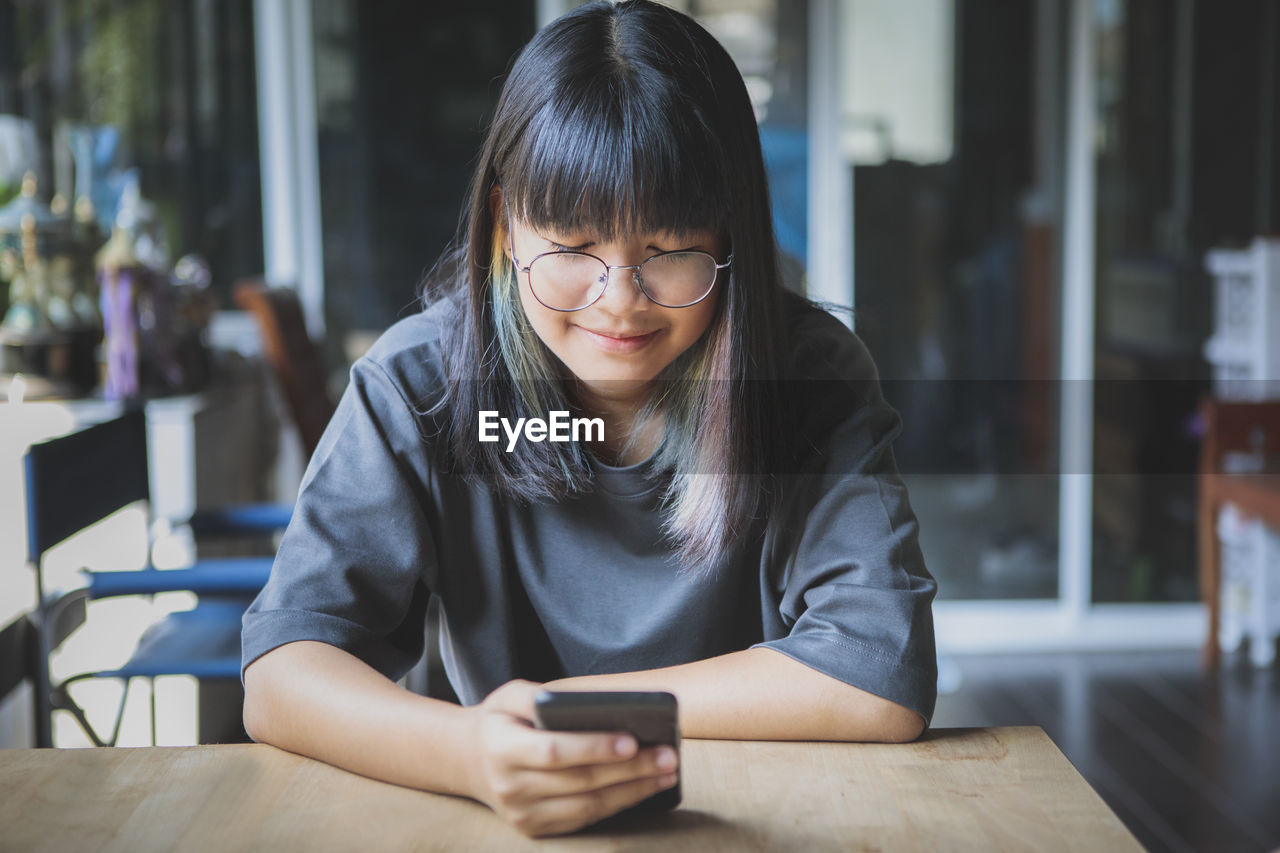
[0,727,1138,851]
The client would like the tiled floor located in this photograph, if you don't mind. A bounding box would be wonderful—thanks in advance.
[933,651,1280,853]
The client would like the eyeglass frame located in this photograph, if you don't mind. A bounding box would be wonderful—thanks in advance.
[506,223,732,312]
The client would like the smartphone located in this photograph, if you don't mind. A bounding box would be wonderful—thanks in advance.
[533,690,681,813]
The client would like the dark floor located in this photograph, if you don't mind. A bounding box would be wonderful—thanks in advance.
[933,651,1280,853]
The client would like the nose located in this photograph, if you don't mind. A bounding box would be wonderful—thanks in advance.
[593,263,648,314]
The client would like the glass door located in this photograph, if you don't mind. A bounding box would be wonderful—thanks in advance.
[1090,0,1279,604]
[850,0,1066,602]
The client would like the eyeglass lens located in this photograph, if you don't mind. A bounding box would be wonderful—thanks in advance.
[528,252,718,310]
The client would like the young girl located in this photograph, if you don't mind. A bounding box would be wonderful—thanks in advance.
[242,0,936,837]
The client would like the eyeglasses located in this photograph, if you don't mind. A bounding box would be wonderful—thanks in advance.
[508,232,732,312]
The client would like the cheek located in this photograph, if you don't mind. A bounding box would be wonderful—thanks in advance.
[677,293,720,347]
[516,276,568,345]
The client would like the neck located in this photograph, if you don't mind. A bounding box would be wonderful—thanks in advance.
[575,382,660,466]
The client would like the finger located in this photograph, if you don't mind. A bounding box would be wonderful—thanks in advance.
[500,723,639,771]
[483,679,541,721]
[512,746,678,798]
[526,772,680,837]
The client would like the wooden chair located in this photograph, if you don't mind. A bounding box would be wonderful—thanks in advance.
[233,280,336,459]
[1197,396,1280,667]
[231,281,458,703]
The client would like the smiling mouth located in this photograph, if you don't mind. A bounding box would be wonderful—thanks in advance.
[581,328,656,339]
[576,325,662,352]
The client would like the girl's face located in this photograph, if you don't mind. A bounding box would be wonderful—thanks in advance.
[502,216,724,407]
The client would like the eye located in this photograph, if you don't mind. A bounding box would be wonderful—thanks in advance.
[541,233,593,252]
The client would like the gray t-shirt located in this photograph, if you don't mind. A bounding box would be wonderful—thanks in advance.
[241,296,938,724]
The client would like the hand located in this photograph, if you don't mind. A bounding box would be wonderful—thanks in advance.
[463,680,679,837]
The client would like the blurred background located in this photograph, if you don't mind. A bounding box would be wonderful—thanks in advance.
[0,1,1277,849]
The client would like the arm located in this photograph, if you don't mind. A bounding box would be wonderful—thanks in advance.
[544,646,926,743]
[700,314,940,737]
[549,312,938,740]
[238,353,685,837]
[243,640,476,795]
[244,640,679,836]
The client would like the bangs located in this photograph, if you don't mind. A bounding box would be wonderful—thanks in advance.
[498,74,728,241]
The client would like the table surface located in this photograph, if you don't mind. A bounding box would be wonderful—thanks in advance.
[0,726,1140,852]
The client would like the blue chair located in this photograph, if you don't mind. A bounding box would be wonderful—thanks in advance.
[24,408,274,747]
[186,502,293,538]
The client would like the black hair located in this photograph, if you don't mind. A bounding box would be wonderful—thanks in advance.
[424,0,790,573]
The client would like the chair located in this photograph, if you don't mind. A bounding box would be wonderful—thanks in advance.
[1197,396,1280,667]
[172,279,334,550]
[186,501,293,539]
[233,279,336,459]
[24,408,273,747]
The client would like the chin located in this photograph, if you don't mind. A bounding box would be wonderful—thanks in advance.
[564,348,666,381]
[574,372,660,397]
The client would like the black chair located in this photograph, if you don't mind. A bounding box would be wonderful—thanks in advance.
[24,408,273,747]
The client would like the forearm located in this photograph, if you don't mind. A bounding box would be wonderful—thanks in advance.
[242,640,477,797]
[544,646,925,743]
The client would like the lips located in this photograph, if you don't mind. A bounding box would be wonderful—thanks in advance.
[581,328,656,339]
[575,325,662,353]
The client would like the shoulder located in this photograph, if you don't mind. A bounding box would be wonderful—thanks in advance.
[776,292,899,459]
[309,296,459,471]
[780,292,881,403]
[354,295,458,411]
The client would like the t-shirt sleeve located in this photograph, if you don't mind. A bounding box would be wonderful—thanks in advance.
[241,356,438,684]
[753,311,938,726]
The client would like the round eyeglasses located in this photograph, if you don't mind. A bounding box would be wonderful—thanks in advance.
[509,241,732,312]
